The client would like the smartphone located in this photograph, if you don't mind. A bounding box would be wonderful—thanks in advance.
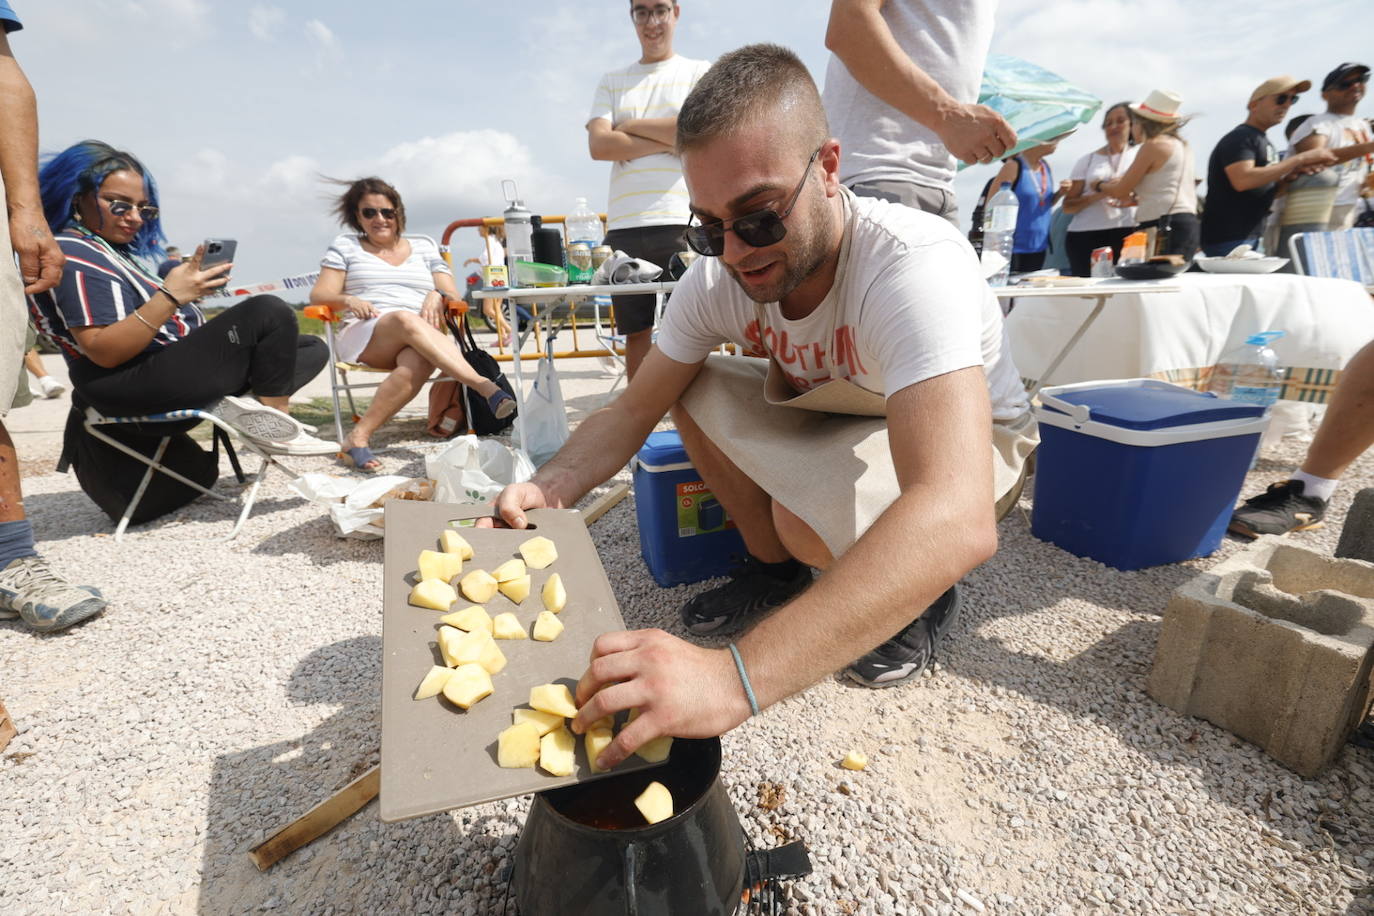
[200,238,237,272]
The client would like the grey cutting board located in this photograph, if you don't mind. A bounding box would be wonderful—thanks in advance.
[379,501,659,822]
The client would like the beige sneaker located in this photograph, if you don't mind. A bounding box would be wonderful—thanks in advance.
[0,556,107,632]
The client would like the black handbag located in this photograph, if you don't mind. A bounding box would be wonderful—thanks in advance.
[449,313,516,435]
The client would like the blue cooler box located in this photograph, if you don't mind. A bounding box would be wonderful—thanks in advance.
[1031,379,1269,570]
[634,431,746,586]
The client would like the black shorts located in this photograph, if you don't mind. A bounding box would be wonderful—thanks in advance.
[602,224,687,335]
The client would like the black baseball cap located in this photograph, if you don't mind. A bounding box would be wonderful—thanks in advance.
[1322,63,1370,90]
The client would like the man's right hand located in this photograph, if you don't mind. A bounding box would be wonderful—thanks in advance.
[10,210,64,294]
[1293,147,1339,174]
[935,102,1017,165]
[484,481,555,529]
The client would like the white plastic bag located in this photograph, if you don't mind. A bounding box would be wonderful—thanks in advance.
[515,353,570,467]
[426,435,535,504]
[289,473,433,539]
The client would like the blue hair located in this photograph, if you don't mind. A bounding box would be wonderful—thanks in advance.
[38,140,167,259]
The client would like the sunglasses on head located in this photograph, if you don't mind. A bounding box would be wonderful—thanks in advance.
[1274,93,1301,105]
[101,197,159,221]
[684,148,821,257]
[361,207,397,220]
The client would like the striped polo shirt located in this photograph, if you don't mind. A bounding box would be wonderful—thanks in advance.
[588,54,710,231]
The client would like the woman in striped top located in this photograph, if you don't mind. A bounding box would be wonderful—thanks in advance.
[27,140,334,454]
[309,177,514,472]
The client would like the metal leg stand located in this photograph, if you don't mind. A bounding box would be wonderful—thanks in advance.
[1024,293,1109,399]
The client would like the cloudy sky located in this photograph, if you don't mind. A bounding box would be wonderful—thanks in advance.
[11,0,1369,293]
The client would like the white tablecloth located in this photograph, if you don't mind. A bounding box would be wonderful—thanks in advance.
[1004,273,1374,398]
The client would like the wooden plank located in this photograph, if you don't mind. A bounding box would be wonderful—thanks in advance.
[0,699,15,753]
[248,765,379,871]
[581,483,630,527]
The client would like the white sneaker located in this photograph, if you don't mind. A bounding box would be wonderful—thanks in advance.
[255,431,340,456]
[208,395,303,443]
[37,376,66,399]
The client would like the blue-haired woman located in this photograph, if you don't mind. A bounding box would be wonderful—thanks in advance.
[27,140,333,453]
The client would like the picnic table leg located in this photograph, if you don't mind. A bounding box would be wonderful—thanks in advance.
[1025,293,1109,399]
[508,296,527,449]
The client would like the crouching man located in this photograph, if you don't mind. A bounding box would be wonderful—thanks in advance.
[490,44,1036,768]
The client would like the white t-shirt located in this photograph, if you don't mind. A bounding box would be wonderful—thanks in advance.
[588,54,711,231]
[1288,112,1373,206]
[320,234,450,313]
[1067,145,1140,232]
[821,0,997,193]
[656,191,1028,421]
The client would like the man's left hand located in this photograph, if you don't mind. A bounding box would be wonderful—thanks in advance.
[11,211,64,294]
[571,629,753,770]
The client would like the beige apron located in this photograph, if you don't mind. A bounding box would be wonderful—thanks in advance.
[678,194,1037,557]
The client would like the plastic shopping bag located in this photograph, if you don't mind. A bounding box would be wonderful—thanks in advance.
[426,434,535,504]
[515,352,570,467]
[289,473,434,539]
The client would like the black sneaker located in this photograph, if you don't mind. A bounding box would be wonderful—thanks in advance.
[845,585,962,688]
[679,556,813,636]
[1228,479,1327,538]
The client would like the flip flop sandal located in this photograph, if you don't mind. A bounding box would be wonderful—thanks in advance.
[338,445,382,473]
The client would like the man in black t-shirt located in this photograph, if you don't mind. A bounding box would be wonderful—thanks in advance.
[1200,75,1338,257]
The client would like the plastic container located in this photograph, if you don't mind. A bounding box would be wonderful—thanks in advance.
[566,197,603,284]
[1031,379,1269,570]
[634,431,745,586]
[981,181,1018,286]
[513,260,567,287]
[1206,331,1287,408]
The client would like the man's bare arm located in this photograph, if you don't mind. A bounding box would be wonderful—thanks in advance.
[0,32,63,294]
[1224,148,1338,192]
[825,0,1015,164]
[618,117,678,147]
[587,118,674,162]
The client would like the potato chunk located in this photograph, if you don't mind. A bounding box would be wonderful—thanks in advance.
[440,529,474,560]
[585,727,615,773]
[413,665,454,700]
[542,573,567,614]
[477,636,508,676]
[436,625,465,667]
[634,781,674,824]
[492,612,527,640]
[539,726,576,776]
[532,610,564,642]
[417,549,463,583]
[492,558,527,583]
[519,535,558,569]
[513,707,564,736]
[840,750,868,771]
[409,578,457,612]
[441,664,492,709]
[440,605,493,635]
[460,569,499,604]
[529,683,578,718]
[635,736,673,764]
[497,721,542,768]
[498,575,531,605]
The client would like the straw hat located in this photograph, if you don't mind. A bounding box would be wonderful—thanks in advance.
[1130,90,1184,123]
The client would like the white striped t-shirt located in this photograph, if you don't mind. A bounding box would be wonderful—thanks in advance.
[588,54,710,231]
[320,234,451,314]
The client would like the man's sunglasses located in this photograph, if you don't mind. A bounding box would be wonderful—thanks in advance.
[1274,93,1301,105]
[101,197,159,222]
[361,207,397,220]
[1335,77,1369,90]
[684,148,821,257]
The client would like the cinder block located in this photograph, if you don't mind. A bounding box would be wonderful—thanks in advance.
[1336,487,1374,563]
[1147,537,1374,777]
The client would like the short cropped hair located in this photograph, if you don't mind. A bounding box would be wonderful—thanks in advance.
[677,43,828,154]
[330,176,407,234]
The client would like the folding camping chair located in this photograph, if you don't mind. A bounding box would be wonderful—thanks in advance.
[1288,228,1374,290]
[80,405,301,541]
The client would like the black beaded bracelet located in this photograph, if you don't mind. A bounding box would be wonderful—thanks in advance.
[159,286,183,308]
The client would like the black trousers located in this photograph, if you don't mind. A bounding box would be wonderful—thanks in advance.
[1064,227,1134,277]
[71,295,328,416]
[1137,213,1200,260]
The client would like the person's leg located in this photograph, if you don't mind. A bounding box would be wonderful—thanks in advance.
[289,336,329,395]
[22,348,45,380]
[624,329,652,379]
[343,345,435,455]
[849,179,958,225]
[356,310,500,398]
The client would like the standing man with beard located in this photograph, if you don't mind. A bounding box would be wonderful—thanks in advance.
[493,44,1036,768]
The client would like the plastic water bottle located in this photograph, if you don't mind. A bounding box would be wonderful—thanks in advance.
[502,182,534,287]
[981,182,1018,287]
[565,197,603,249]
[1206,331,1287,408]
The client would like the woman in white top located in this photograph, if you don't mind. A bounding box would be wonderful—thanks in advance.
[1099,90,1200,259]
[310,178,514,471]
[1060,102,1140,275]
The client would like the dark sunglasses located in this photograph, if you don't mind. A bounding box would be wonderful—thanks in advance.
[1274,93,1301,105]
[102,197,159,221]
[684,148,821,257]
[361,207,397,220]
[1336,77,1369,90]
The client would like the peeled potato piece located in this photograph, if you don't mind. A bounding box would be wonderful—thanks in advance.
[532,610,564,642]
[440,605,493,635]
[513,707,564,736]
[634,781,674,824]
[539,726,576,776]
[440,529,474,560]
[477,637,508,675]
[442,664,493,709]
[589,715,614,731]
[409,579,457,612]
[529,683,579,719]
[636,736,673,764]
[492,612,527,640]
[437,625,465,667]
[586,727,615,773]
[460,569,499,604]
[497,721,542,768]
[498,575,531,605]
[417,549,463,583]
[542,573,567,614]
[519,535,558,569]
[840,750,868,771]
[492,558,527,583]
[413,665,454,700]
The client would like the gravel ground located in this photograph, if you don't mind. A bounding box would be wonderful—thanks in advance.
[2,420,1372,915]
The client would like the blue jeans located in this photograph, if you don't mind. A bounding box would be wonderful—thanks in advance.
[1201,237,1260,258]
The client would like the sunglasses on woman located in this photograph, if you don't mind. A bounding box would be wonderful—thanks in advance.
[684,148,821,257]
[101,197,159,221]
[361,207,397,220]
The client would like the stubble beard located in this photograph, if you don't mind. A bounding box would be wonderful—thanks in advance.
[725,181,836,304]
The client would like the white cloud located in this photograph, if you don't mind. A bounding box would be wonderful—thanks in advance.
[303,18,342,73]
[248,4,286,42]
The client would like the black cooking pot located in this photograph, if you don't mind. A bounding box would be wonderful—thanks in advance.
[511,737,745,915]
